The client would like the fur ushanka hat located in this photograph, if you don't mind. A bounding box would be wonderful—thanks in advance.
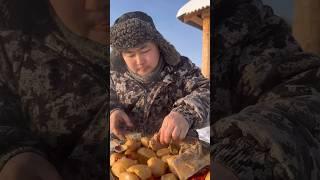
[110,11,181,71]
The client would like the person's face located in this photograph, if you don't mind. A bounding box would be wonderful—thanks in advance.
[122,42,160,76]
[49,0,108,44]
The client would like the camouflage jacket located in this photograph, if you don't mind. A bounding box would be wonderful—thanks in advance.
[110,56,210,136]
[212,0,320,179]
[0,27,108,179]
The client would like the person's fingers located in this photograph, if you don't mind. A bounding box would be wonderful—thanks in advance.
[113,129,125,140]
[179,123,189,140]
[159,125,165,144]
[171,127,181,142]
[122,112,134,127]
[110,117,124,140]
[160,118,169,144]
[163,124,174,144]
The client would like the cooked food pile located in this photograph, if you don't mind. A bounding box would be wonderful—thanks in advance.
[110,133,210,180]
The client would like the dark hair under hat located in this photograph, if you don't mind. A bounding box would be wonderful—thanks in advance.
[110,11,181,71]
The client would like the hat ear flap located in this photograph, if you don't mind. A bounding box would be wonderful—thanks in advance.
[156,34,181,66]
[110,50,127,72]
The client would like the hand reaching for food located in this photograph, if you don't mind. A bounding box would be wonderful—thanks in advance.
[159,112,190,144]
[110,109,134,140]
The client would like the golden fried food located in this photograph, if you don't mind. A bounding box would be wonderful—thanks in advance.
[111,157,138,177]
[137,147,156,164]
[127,164,152,180]
[149,134,167,151]
[147,157,167,177]
[156,148,170,157]
[110,152,124,166]
[140,137,150,147]
[161,173,178,180]
[205,172,210,180]
[124,139,141,151]
[124,150,139,160]
[161,154,172,163]
[118,172,140,180]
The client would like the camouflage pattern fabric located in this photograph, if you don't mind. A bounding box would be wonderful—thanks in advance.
[110,56,210,136]
[0,25,108,179]
[212,0,320,179]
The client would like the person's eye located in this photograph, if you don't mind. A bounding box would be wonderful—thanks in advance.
[125,54,135,58]
[142,49,150,53]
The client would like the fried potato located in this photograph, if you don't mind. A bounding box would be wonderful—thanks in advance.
[141,137,150,147]
[147,157,167,177]
[137,147,156,164]
[161,154,172,163]
[124,139,141,151]
[110,152,124,166]
[124,150,139,160]
[161,173,178,180]
[156,148,170,157]
[118,172,140,180]
[205,172,210,180]
[127,164,152,180]
[111,157,138,177]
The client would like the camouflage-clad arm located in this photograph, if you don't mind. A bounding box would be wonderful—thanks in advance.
[171,58,210,129]
[109,73,123,113]
[0,32,48,171]
[212,1,320,178]
[212,54,320,180]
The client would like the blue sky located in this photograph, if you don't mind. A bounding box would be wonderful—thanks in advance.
[110,0,203,67]
[110,0,293,67]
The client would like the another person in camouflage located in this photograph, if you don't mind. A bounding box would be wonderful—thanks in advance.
[0,0,108,180]
[109,11,210,144]
[212,0,320,179]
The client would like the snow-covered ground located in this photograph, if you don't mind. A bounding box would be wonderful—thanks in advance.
[197,126,210,143]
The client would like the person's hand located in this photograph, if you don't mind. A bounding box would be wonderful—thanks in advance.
[159,111,190,144]
[110,109,134,140]
[0,152,62,180]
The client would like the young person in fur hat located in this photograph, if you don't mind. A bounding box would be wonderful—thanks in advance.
[109,11,210,144]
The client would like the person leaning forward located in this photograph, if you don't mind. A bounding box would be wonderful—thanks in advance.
[109,11,210,144]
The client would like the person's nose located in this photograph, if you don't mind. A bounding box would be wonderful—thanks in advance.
[136,54,145,66]
[85,0,107,11]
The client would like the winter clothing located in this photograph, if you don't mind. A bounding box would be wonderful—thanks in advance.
[110,11,210,137]
[110,11,180,72]
[0,1,108,179]
[212,0,320,179]
[110,56,210,136]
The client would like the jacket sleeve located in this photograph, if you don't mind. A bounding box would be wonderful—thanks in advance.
[0,32,47,171]
[171,58,210,129]
[212,9,320,180]
[109,73,124,114]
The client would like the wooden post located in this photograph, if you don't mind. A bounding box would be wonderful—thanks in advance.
[293,0,320,55]
[201,9,210,79]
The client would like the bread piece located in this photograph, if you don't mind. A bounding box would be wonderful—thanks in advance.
[166,142,210,179]
[205,172,210,180]
[127,164,152,180]
[110,152,124,166]
[137,147,156,164]
[119,172,140,180]
[161,173,178,180]
[111,157,138,177]
[141,137,150,147]
[147,157,167,177]
[161,154,172,163]
[124,139,141,151]
[156,148,170,157]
